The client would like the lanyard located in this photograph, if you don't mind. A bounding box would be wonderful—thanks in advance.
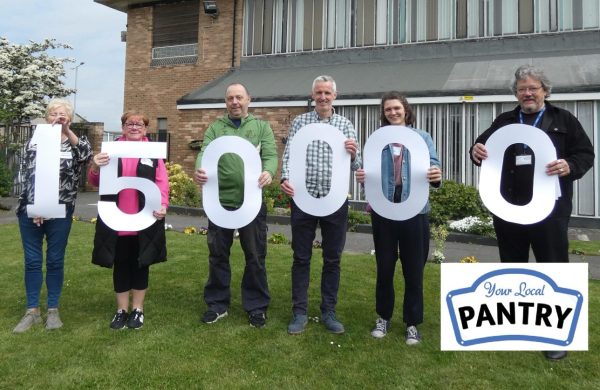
[519,106,546,128]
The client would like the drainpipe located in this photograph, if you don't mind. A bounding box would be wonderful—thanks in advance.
[231,0,237,68]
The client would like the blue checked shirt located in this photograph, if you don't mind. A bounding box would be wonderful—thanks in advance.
[281,109,362,198]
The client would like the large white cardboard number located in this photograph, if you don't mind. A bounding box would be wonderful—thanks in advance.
[200,136,262,229]
[26,124,66,218]
[98,142,167,231]
[479,124,559,225]
[289,123,351,217]
[363,126,430,220]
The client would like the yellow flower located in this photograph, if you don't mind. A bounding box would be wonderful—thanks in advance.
[460,256,478,263]
[183,226,197,235]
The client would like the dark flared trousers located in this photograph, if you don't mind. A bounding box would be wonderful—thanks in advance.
[371,212,429,326]
[493,215,569,263]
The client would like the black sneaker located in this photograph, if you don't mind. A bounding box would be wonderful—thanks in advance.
[371,318,389,339]
[201,310,228,324]
[127,308,144,329]
[248,312,266,328]
[110,310,128,330]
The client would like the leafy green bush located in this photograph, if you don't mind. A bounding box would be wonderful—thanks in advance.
[348,207,371,231]
[0,152,13,197]
[429,180,489,226]
[166,162,200,207]
[268,233,289,244]
[263,184,291,213]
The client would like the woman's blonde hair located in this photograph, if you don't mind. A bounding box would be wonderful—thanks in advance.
[45,98,74,121]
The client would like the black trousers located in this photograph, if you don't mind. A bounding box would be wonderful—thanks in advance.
[204,203,270,314]
[113,236,149,293]
[493,215,569,263]
[290,199,348,315]
[371,212,429,326]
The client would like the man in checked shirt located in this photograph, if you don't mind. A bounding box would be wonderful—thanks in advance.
[280,75,361,335]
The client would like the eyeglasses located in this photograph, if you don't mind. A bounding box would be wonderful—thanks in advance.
[516,86,543,94]
[125,122,145,129]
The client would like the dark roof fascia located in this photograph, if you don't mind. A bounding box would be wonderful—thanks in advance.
[94,0,186,13]
[178,85,600,106]
[238,30,600,72]
[177,30,600,106]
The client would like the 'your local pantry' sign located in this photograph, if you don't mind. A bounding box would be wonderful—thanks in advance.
[441,264,588,351]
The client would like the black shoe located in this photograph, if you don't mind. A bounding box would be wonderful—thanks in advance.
[543,351,567,361]
[201,310,228,324]
[110,310,128,330]
[248,312,266,328]
[127,308,144,329]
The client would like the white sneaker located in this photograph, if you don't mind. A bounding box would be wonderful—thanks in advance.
[13,309,42,333]
[46,308,63,330]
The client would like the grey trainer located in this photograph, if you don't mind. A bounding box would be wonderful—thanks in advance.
[405,325,422,345]
[46,308,63,330]
[13,310,42,333]
[322,311,345,334]
[371,318,389,339]
[287,313,308,335]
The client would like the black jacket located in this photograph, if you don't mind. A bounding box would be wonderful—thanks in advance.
[469,101,594,217]
[92,158,167,268]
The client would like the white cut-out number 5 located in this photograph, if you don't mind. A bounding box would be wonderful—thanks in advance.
[98,142,167,231]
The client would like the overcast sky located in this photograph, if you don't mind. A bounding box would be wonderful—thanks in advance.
[0,0,127,131]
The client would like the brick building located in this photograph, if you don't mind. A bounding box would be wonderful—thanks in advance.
[96,0,599,221]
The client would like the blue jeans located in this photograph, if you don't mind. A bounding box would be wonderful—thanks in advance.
[18,206,74,309]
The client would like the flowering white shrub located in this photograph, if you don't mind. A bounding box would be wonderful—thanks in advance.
[431,249,445,264]
[0,37,74,123]
[430,225,448,263]
[449,216,496,238]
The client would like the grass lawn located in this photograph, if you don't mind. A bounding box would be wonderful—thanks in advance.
[0,222,598,389]
[570,240,600,256]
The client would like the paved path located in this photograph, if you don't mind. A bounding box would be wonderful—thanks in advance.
[1,192,599,279]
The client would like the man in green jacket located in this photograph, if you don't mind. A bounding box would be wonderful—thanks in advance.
[194,83,277,328]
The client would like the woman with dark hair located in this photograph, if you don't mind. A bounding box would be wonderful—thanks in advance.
[88,111,169,330]
[14,98,92,333]
[356,91,441,344]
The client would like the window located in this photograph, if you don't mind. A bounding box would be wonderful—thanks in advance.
[243,0,600,56]
[335,99,596,219]
[157,118,168,142]
[152,1,199,65]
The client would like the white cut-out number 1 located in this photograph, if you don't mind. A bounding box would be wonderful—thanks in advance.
[26,124,66,218]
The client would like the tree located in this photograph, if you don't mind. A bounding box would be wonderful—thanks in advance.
[0,37,74,125]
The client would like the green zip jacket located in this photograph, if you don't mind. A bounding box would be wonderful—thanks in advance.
[196,114,278,208]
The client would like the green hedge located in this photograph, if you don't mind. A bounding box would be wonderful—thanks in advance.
[429,180,490,226]
[0,153,13,197]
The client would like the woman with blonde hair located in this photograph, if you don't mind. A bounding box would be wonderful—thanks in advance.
[14,98,92,333]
